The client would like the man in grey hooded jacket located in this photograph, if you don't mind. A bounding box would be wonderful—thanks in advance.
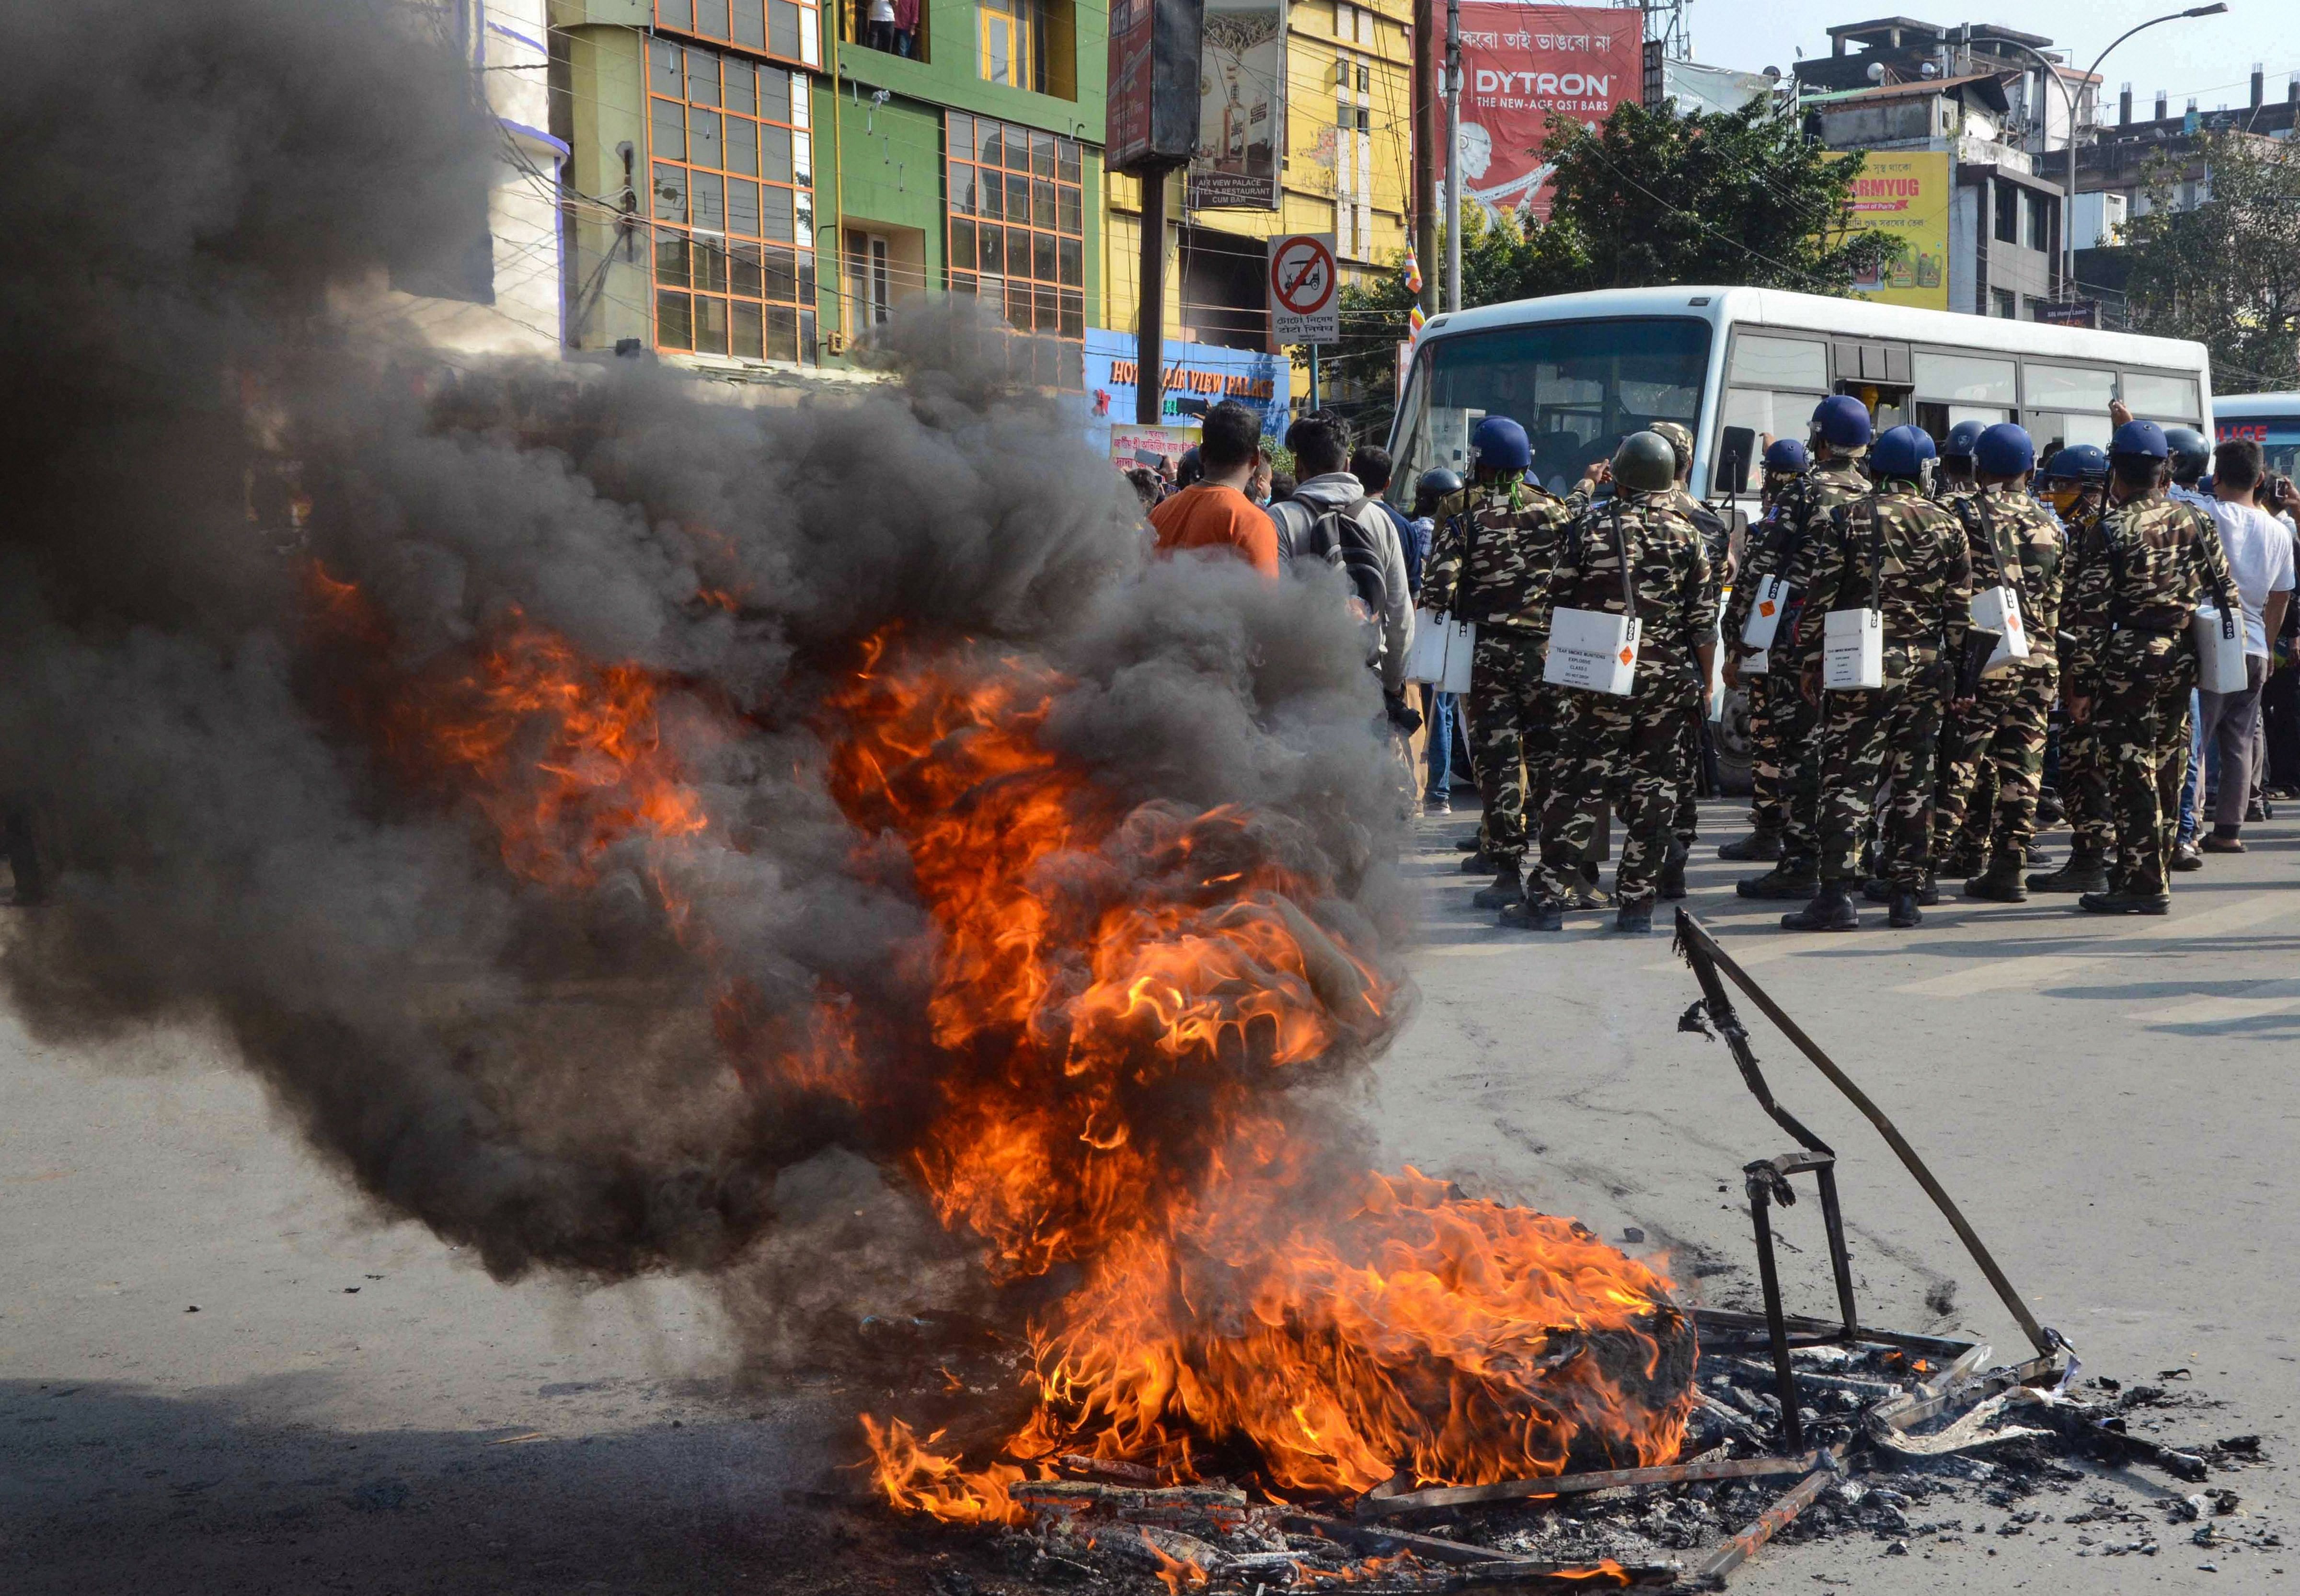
[1266,408,1414,697]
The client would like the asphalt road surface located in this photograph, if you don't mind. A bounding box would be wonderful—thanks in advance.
[4,797,2294,1592]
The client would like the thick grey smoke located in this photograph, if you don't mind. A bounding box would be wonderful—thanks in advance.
[0,0,1409,1344]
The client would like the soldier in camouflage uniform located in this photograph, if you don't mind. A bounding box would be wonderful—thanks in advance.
[2059,420,2237,913]
[1931,425,2064,902]
[1651,421,1730,899]
[1717,436,1811,864]
[1519,432,1717,935]
[1923,418,1995,877]
[1421,415,1580,910]
[1722,397,1875,900]
[1781,425,1971,931]
[2027,445,2115,893]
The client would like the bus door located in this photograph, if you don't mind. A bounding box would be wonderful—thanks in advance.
[1832,337,1912,433]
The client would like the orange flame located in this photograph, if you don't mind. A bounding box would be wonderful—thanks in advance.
[307,580,1692,1517]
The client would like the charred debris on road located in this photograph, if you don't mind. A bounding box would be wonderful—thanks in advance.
[811,912,2281,1595]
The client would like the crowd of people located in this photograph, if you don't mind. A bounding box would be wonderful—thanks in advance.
[1135,389,2300,936]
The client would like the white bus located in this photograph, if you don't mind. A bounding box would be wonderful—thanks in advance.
[2213,392,2300,483]
[1388,285,2213,518]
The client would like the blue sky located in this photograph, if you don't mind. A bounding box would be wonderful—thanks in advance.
[1682,0,2300,115]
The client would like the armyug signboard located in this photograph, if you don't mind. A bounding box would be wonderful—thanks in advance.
[1844,151,1949,311]
[1189,0,1284,209]
[1267,232,1339,344]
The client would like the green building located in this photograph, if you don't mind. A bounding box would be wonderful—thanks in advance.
[550,0,1103,384]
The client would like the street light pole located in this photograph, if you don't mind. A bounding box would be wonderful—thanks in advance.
[1444,0,1463,313]
[2001,5,2226,307]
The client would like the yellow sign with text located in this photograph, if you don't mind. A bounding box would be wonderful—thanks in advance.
[1841,151,1949,310]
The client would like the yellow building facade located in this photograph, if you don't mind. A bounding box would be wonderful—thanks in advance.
[1103,0,1415,387]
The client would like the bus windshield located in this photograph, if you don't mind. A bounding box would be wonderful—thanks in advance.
[1392,317,1713,500]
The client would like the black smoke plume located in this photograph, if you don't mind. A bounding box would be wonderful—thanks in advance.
[0,0,1409,1338]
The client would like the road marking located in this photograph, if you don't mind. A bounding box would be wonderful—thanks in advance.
[1894,892,2300,997]
[2127,979,2300,1026]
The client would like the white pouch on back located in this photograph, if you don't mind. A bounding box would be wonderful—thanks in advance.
[1969,584,2031,676]
[1822,608,1885,691]
[1544,607,1640,695]
[1739,574,1792,652]
[1439,617,1476,694]
[2193,605,2249,694]
[1403,609,1452,684]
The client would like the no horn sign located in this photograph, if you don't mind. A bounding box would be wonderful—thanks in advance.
[1267,233,1339,344]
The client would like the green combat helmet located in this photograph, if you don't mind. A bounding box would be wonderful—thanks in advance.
[1612,430,1677,494]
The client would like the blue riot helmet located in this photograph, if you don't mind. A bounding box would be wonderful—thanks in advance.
[1974,423,2036,480]
[2109,418,2169,460]
[1469,415,1532,474]
[1872,425,1937,480]
[1811,394,1874,449]
[1762,437,1810,474]
[1944,418,1989,462]
[2041,444,2110,484]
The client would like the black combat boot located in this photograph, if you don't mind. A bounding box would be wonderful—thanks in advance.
[1499,896,1567,931]
[1737,859,1819,900]
[1716,828,1783,862]
[1658,842,1689,901]
[2035,789,2066,826]
[2028,847,2108,893]
[1455,833,1485,851]
[1781,881,1859,931]
[2077,887,2170,915]
[1614,900,1655,935]
[1963,858,2028,902]
[1471,861,1522,909]
[1460,847,1498,873]
[1887,886,1924,928]
[1862,877,1894,903]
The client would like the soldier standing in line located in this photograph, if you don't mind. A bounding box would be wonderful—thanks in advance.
[1919,416,1994,883]
[1651,421,1731,899]
[1936,425,2065,903]
[1716,436,1811,867]
[2059,419,2237,914]
[2028,444,2116,894]
[1519,432,1716,935]
[1936,418,1986,506]
[1722,396,1875,902]
[1780,425,1971,931]
[1421,415,1580,913]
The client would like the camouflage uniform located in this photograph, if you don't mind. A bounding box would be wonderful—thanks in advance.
[1926,480,1993,850]
[2060,490,2235,897]
[1422,477,1579,865]
[2051,492,2115,860]
[1791,481,1971,886]
[1723,456,1870,862]
[1533,493,1717,908]
[1661,464,1731,856]
[1929,485,2064,868]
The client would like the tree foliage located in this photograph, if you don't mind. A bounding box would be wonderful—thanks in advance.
[2121,132,2300,394]
[1543,99,1900,291]
[1330,99,1901,431]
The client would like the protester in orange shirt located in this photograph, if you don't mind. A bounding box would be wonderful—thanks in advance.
[1147,400,1280,579]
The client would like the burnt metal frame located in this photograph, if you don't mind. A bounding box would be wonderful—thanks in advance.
[1742,1149,1858,1454]
[1673,908,2056,1358]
